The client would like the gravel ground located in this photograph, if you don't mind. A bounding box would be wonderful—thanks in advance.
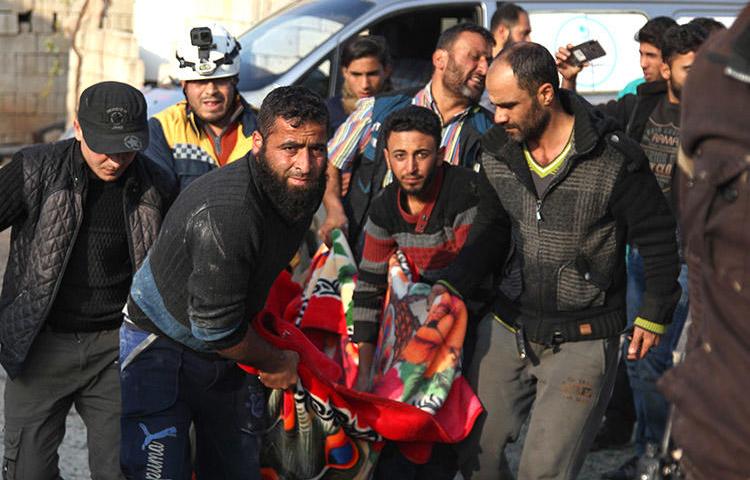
[0,229,630,479]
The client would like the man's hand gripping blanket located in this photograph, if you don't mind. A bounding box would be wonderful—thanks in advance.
[239,231,482,479]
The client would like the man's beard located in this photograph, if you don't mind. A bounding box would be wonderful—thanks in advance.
[184,86,236,125]
[506,98,551,144]
[400,165,437,197]
[255,147,327,225]
[442,55,483,103]
[670,79,683,101]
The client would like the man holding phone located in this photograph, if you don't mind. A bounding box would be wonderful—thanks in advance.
[559,17,678,98]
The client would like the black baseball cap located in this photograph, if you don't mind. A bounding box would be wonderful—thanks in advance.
[77,81,149,154]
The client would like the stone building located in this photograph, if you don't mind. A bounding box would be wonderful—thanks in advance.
[0,0,294,146]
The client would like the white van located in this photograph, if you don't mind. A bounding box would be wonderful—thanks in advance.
[144,0,746,113]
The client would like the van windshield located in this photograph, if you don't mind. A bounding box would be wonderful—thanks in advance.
[237,0,373,92]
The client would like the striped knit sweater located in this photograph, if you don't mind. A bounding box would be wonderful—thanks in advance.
[352,164,480,343]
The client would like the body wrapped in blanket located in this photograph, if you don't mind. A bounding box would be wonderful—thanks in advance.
[245,231,482,480]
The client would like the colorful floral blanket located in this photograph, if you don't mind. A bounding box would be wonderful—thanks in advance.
[369,251,467,415]
[248,231,482,479]
[288,229,359,388]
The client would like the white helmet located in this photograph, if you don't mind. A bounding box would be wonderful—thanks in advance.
[175,23,241,81]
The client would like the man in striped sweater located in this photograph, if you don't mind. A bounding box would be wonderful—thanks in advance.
[351,105,481,479]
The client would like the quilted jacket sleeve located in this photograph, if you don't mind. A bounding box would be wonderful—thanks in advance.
[609,144,681,330]
[0,152,27,231]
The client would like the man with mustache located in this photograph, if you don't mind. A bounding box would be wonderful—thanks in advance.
[319,23,494,259]
[119,86,328,479]
[144,23,258,191]
[489,3,532,58]
[557,23,707,480]
[431,43,680,480]
[350,105,482,478]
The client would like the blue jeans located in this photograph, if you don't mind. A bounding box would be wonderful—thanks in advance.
[624,248,689,455]
[119,322,263,479]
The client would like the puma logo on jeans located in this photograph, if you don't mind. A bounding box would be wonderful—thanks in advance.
[139,423,177,451]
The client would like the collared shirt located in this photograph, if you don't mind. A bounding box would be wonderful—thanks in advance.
[328,82,480,184]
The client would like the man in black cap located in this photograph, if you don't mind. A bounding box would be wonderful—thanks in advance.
[0,81,174,479]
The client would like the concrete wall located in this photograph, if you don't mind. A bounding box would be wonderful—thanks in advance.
[0,0,73,144]
[0,0,295,146]
[65,0,143,128]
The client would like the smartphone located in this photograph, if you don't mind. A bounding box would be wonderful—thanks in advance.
[568,40,607,66]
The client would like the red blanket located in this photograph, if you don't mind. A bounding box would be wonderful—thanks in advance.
[248,311,481,442]
[245,309,481,477]
[245,235,482,479]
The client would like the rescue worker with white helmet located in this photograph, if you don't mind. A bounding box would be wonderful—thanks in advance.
[144,23,258,191]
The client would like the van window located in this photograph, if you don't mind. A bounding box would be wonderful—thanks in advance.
[676,16,735,27]
[297,56,333,99]
[529,11,649,94]
[345,4,482,92]
[237,0,373,92]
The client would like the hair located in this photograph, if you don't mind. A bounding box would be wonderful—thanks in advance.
[635,16,678,49]
[257,85,328,138]
[689,17,726,35]
[490,3,528,33]
[661,23,708,64]
[341,35,391,68]
[496,42,560,96]
[436,22,495,51]
[380,105,442,150]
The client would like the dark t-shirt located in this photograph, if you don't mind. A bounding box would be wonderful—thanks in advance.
[640,96,680,207]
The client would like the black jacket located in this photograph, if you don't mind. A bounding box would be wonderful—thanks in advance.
[127,154,318,352]
[0,138,174,378]
[325,95,349,136]
[440,90,681,344]
[596,80,668,142]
